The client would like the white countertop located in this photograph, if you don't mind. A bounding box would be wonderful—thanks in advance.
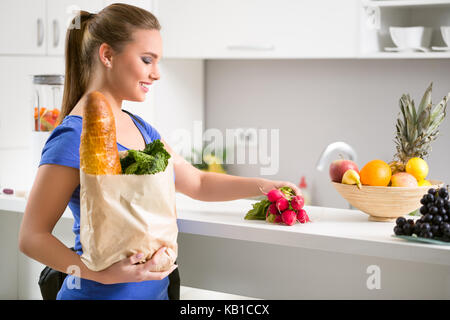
[2,192,450,266]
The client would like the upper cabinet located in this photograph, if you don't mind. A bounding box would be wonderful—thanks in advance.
[0,0,104,56]
[154,0,360,59]
[0,0,151,56]
[0,0,47,55]
[4,0,447,59]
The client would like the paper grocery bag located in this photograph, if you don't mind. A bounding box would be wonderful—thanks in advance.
[79,159,178,272]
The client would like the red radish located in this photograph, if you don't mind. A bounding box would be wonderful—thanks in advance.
[281,210,297,226]
[276,197,289,212]
[297,209,308,223]
[266,189,285,202]
[291,195,304,211]
[274,214,283,223]
[268,203,278,215]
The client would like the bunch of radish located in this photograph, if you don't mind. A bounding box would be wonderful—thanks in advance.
[264,187,310,226]
[244,186,310,225]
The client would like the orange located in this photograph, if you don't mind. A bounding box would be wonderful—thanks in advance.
[360,159,392,186]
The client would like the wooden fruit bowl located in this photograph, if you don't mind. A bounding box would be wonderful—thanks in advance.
[331,180,444,222]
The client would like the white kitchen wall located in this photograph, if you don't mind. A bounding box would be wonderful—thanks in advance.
[204,59,450,209]
[153,59,204,152]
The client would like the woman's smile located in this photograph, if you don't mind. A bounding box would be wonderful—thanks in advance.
[139,81,151,93]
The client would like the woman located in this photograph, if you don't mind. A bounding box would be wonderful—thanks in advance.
[18,3,301,300]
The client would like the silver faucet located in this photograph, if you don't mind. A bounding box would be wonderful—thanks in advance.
[316,141,357,172]
[316,141,358,210]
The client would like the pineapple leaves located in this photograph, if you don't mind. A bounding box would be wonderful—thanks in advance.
[417,103,430,134]
[417,82,433,117]
[400,94,417,144]
[430,94,448,125]
[393,84,449,163]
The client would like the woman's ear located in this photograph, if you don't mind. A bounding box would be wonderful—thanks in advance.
[98,43,114,68]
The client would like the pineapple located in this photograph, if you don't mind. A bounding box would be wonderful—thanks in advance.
[390,83,449,174]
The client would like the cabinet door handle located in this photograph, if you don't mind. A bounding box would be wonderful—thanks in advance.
[227,44,275,51]
[37,18,44,47]
[52,19,60,47]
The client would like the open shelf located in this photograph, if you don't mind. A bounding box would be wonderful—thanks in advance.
[360,0,450,59]
[363,0,450,8]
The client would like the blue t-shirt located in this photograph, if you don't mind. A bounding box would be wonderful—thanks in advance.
[39,113,169,300]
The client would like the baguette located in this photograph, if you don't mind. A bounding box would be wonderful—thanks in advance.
[80,91,122,175]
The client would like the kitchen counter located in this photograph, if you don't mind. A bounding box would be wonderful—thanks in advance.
[175,194,450,266]
[1,193,450,299]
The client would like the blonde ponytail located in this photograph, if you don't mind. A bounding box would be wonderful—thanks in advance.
[59,11,94,124]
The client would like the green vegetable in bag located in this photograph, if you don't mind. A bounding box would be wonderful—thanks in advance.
[120,139,171,175]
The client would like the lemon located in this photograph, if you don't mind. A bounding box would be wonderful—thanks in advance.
[405,157,429,181]
[418,179,432,187]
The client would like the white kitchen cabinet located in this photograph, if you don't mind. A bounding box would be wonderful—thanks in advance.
[0,0,47,55]
[155,0,359,59]
[0,0,104,56]
[46,0,104,56]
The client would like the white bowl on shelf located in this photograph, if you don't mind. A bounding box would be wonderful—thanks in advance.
[432,26,450,51]
[441,26,450,47]
[389,26,432,52]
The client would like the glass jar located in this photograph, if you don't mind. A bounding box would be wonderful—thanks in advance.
[33,74,64,132]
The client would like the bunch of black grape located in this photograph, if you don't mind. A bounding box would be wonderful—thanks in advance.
[394,186,450,242]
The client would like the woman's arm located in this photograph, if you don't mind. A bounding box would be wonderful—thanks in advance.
[194,172,301,201]
[18,164,100,282]
[162,139,301,201]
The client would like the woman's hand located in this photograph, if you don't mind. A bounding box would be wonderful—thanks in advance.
[96,247,178,285]
[257,179,302,197]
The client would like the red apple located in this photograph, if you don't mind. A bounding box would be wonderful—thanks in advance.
[329,159,359,183]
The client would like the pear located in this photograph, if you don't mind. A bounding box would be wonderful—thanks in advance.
[342,169,362,189]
